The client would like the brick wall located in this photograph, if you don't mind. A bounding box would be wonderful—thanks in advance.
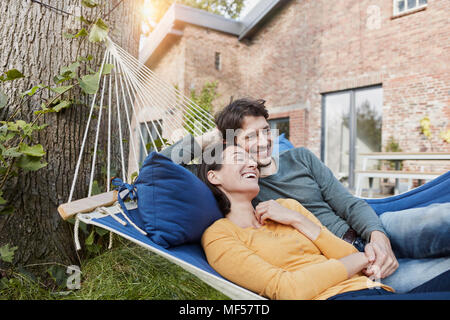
[146,0,450,166]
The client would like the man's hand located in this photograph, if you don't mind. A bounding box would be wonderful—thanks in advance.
[363,231,398,279]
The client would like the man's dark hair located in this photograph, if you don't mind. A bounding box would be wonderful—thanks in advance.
[215,98,269,139]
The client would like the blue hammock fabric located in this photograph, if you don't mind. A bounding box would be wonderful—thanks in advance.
[86,171,450,298]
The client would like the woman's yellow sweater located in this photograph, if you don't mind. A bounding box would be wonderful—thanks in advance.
[201,198,393,300]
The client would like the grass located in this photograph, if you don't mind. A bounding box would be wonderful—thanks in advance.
[0,238,229,300]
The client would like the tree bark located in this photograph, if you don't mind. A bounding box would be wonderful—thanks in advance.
[0,0,143,276]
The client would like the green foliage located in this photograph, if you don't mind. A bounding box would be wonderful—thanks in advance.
[0,244,18,263]
[81,0,100,8]
[0,4,111,221]
[385,136,403,170]
[0,69,25,82]
[182,0,246,19]
[184,81,219,135]
[88,19,109,43]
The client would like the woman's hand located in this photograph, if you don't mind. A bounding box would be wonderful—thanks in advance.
[363,232,398,279]
[339,252,371,279]
[255,200,321,240]
[254,200,297,226]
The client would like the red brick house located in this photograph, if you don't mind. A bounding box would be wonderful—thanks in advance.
[137,0,449,190]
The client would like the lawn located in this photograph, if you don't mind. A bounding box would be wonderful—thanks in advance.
[0,237,229,300]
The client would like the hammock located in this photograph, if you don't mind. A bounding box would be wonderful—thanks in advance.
[57,37,450,300]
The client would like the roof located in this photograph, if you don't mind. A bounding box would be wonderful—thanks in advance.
[139,0,291,64]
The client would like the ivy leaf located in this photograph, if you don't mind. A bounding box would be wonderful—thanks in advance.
[101,64,114,75]
[60,62,80,75]
[63,28,88,39]
[79,72,100,94]
[77,54,93,62]
[16,155,47,171]
[0,244,18,263]
[77,15,92,25]
[18,143,46,157]
[85,230,95,246]
[0,69,25,82]
[52,100,71,112]
[3,146,22,158]
[50,85,74,94]
[89,19,109,43]
[81,0,99,8]
[0,90,7,108]
[21,84,46,98]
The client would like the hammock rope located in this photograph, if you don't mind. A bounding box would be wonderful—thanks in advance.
[69,37,215,203]
[68,37,217,251]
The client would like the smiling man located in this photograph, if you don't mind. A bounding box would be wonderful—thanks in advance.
[161,98,450,293]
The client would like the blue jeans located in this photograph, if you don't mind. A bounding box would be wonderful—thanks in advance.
[328,270,450,300]
[359,202,450,293]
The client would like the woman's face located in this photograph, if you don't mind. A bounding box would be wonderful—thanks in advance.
[207,145,260,198]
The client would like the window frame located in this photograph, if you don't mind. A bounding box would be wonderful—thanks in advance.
[392,0,427,17]
[268,117,290,140]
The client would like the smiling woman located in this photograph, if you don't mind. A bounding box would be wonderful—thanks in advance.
[197,142,394,299]
[198,143,260,218]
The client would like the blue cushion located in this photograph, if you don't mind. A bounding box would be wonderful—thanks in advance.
[133,152,223,248]
[272,133,294,155]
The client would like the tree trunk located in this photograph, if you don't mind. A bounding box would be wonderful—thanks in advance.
[0,0,143,277]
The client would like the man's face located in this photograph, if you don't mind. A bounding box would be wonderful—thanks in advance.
[234,116,273,167]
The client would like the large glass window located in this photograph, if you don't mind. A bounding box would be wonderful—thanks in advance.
[322,86,383,190]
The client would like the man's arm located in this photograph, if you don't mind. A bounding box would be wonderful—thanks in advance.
[159,133,200,176]
[159,129,221,176]
[300,148,386,242]
[300,148,398,278]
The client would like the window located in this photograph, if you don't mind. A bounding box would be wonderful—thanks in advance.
[393,0,427,16]
[322,86,383,189]
[269,117,290,140]
[138,120,163,165]
[215,52,221,71]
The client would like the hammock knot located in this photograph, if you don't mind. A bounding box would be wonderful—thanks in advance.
[111,177,137,201]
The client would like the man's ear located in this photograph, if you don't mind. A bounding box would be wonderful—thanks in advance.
[207,170,221,185]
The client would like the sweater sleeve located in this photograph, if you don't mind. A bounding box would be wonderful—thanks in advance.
[299,148,386,241]
[276,199,358,259]
[201,222,349,300]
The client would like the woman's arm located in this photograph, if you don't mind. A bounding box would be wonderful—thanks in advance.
[201,224,350,300]
[339,252,370,278]
[255,199,359,259]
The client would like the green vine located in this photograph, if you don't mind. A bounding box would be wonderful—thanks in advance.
[0,1,112,216]
[0,1,119,263]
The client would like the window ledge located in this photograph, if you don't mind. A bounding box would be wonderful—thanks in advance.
[391,6,427,19]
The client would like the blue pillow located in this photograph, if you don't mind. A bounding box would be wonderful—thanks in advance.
[272,133,294,155]
[133,152,223,248]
